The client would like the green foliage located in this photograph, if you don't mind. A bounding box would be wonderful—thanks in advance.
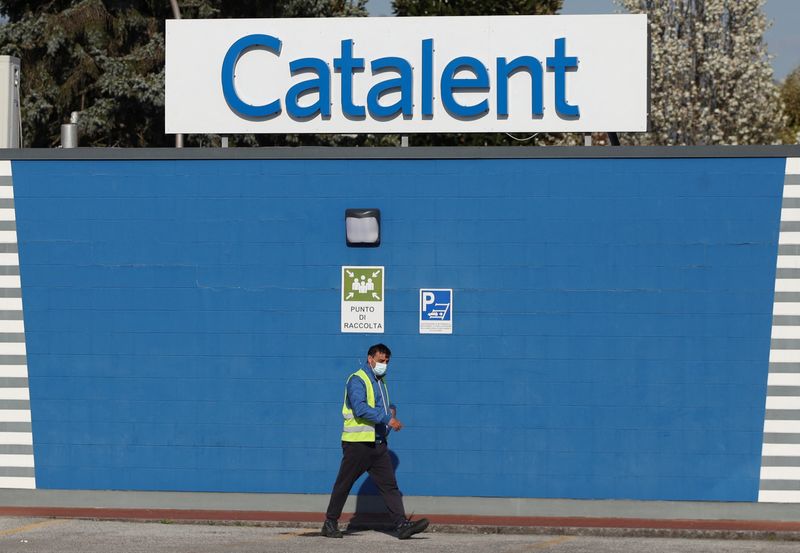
[0,1,166,146]
[393,0,561,16]
[0,0,368,147]
[781,67,800,144]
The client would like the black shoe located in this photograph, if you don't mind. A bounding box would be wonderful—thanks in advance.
[321,519,343,538]
[396,517,429,539]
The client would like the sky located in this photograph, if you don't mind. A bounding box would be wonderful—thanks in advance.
[366,0,800,81]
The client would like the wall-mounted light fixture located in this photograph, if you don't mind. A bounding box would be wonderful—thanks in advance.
[345,208,381,247]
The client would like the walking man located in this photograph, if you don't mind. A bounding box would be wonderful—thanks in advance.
[322,343,429,539]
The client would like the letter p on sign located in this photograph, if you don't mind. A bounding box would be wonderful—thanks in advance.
[422,292,436,310]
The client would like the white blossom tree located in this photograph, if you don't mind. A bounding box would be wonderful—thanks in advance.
[617,0,784,145]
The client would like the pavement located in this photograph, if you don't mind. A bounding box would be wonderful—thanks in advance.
[1,517,800,553]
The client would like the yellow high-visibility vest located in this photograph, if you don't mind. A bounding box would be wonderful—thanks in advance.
[341,368,389,442]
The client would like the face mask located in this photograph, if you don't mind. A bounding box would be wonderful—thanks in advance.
[372,362,388,377]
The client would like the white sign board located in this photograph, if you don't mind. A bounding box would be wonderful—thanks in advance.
[420,289,453,335]
[342,266,384,333]
[166,15,648,134]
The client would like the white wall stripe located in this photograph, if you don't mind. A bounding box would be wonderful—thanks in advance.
[0,321,25,333]
[0,432,32,445]
[777,255,800,269]
[0,253,20,266]
[774,303,800,316]
[758,489,800,503]
[775,279,800,292]
[785,185,800,198]
[769,373,800,386]
[760,466,800,479]
[0,410,31,422]
[782,208,800,221]
[0,388,28,400]
[0,276,21,288]
[769,350,800,363]
[762,443,800,456]
[0,233,17,243]
[766,396,800,409]
[780,232,800,245]
[0,388,28,398]
[771,326,800,339]
[0,298,22,310]
[763,420,800,433]
[787,158,800,175]
[0,187,13,199]
[0,477,34,489]
[0,343,26,355]
[0,454,33,467]
[0,161,11,177]
[0,366,27,378]
[0,208,15,221]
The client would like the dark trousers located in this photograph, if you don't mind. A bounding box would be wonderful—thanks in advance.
[325,441,406,526]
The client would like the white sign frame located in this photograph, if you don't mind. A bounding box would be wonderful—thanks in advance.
[342,266,385,333]
[420,288,453,335]
[166,15,648,134]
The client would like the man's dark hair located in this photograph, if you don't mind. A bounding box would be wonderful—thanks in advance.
[368,343,391,358]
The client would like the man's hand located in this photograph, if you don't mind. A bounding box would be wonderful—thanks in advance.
[388,417,403,431]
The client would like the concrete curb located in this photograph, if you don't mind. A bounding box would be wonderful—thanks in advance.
[1,507,799,541]
[425,524,800,541]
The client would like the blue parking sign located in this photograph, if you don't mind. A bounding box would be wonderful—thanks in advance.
[420,288,453,334]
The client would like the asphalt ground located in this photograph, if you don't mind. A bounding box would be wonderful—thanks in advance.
[1,518,799,553]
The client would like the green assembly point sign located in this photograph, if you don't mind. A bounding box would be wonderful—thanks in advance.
[341,266,385,333]
[343,267,383,301]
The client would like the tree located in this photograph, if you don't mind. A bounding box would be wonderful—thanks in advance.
[392,0,561,16]
[780,66,800,144]
[0,1,168,147]
[617,0,784,145]
[0,1,368,147]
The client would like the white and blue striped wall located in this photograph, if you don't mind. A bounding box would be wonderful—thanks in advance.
[760,158,800,502]
[0,160,34,489]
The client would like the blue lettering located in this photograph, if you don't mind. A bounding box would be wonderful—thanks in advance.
[334,39,366,117]
[367,57,413,118]
[440,57,489,118]
[546,37,580,117]
[219,35,583,123]
[497,56,543,117]
[286,58,331,118]
[422,39,434,116]
[221,34,282,118]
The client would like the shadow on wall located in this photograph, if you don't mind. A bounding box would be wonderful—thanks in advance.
[347,449,400,531]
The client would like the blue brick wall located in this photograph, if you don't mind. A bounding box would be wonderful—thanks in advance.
[12,157,784,501]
